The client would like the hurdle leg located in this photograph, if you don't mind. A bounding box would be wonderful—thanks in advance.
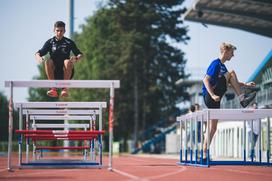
[190,118,193,164]
[200,115,204,164]
[258,119,262,163]
[7,81,13,171]
[250,120,254,162]
[184,119,188,163]
[32,118,36,161]
[179,120,183,163]
[84,126,87,161]
[194,117,198,164]
[99,104,103,166]
[26,112,29,163]
[18,134,22,166]
[108,83,115,171]
[267,117,270,164]
[206,111,210,166]
[18,105,23,166]
[243,120,246,162]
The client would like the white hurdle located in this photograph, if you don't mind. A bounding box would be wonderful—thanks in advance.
[16,101,107,167]
[5,80,120,170]
[177,108,272,167]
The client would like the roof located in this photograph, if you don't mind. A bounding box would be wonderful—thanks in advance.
[247,50,272,83]
[183,0,272,38]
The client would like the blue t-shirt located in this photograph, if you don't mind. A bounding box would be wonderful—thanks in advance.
[202,58,228,96]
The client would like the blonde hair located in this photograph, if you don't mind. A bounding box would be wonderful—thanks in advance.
[220,42,237,53]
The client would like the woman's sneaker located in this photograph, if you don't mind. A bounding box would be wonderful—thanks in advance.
[47,88,58,97]
[61,88,68,97]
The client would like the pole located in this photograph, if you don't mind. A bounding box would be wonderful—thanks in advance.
[7,81,13,171]
[68,0,74,38]
[108,82,114,171]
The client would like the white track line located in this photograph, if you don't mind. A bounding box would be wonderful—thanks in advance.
[113,162,187,181]
[210,167,272,177]
[0,169,76,178]
[146,166,187,180]
[112,168,143,180]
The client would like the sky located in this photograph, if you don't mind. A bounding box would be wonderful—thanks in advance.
[0,0,271,102]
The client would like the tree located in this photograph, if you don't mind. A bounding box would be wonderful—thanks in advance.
[108,0,190,147]
[0,92,19,142]
[0,92,9,141]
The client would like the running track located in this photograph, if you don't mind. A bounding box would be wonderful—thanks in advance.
[0,154,271,181]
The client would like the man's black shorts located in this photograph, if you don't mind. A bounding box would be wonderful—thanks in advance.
[204,76,227,109]
[53,60,74,80]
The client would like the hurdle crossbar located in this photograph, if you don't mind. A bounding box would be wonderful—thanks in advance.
[30,115,95,120]
[35,146,90,150]
[15,102,107,108]
[23,109,101,115]
[16,130,105,134]
[5,80,120,170]
[5,80,120,88]
[32,124,90,129]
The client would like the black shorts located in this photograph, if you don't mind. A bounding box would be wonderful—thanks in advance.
[53,60,74,80]
[204,76,227,109]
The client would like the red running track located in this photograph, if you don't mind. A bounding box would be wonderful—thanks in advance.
[0,153,271,181]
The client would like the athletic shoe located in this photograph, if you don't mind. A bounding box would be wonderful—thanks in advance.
[240,92,256,108]
[244,86,260,94]
[47,88,58,97]
[61,88,68,97]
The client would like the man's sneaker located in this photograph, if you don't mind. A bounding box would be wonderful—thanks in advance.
[61,88,68,97]
[47,88,58,97]
[240,92,257,108]
[244,86,260,94]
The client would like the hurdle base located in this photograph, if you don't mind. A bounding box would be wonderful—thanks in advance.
[177,162,209,168]
[210,160,272,166]
[19,160,102,169]
[177,160,272,167]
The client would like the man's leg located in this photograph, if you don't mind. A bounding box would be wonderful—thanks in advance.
[225,70,242,96]
[44,59,55,80]
[203,119,218,158]
[63,59,74,80]
[225,70,256,108]
[61,59,74,97]
[44,59,58,97]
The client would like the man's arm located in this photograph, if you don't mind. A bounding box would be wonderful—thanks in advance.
[35,39,50,64]
[70,54,83,63]
[203,75,220,102]
[70,40,83,63]
[35,53,44,64]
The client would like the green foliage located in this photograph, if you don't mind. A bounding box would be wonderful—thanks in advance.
[0,92,9,141]
[0,92,19,141]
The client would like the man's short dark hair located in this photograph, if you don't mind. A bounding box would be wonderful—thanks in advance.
[189,105,196,113]
[54,21,65,28]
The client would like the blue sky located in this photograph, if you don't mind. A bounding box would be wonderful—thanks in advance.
[0,0,271,102]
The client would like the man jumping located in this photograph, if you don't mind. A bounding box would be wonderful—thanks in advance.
[35,21,83,97]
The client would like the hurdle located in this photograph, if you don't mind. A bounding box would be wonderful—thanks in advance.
[15,101,107,168]
[17,102,105,165]
[5,80,120,170]
[177,109,272,167]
